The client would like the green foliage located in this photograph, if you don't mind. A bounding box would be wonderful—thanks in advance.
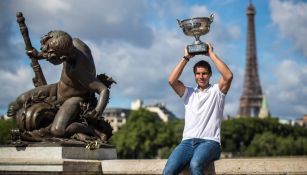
[245,132,307,156]
[155,120,184,158]
[0,119,16,144]
[109,108,183,159]
[110,112,306,158]
[221,117,307,156]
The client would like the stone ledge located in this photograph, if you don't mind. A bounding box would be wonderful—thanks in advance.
[0,157,306,174]
[0,158,101,174]
[100,158,307,175]
[0,145,116,174]
[0,158,63,172]
[0,145,117,160]
[215,158,307,175]
[100,159,215,174]
[101,159,166,174]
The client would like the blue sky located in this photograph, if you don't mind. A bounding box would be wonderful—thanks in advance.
[0,0,306,120]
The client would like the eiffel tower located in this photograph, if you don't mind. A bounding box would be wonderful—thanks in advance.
[238,2,263,117]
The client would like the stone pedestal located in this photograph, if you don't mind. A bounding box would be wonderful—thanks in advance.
[0,143,117,174]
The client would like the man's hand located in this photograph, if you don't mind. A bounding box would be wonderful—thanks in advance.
[204,42,233,94]
[205,43,214,57]
[184,47,194,60]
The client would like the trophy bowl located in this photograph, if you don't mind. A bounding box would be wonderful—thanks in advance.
[177,14,214,54]
[178,17,212,37]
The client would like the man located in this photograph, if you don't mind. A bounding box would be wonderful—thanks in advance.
[163,43,233,175]
[9,30,110,141]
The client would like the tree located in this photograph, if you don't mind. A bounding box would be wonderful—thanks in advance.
[245,132,307,156]
[221,117,307,157]
[109,108,184,159]
[0,119,16,144]
[155,120,184,158]
[110,108,162,158]
[111,113,307,158]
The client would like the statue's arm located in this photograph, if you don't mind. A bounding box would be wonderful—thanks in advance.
[88,80,110,116]
[26,48,46,60]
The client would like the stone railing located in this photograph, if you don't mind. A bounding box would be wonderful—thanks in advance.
[1,145,306,175]
[1,158,307,174]
[101,158,307,175]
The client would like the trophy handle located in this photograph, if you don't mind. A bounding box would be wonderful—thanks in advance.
[209,14,214,23]
[177,19,183,28]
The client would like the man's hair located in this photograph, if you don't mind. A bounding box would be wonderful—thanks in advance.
[193,60,212,74]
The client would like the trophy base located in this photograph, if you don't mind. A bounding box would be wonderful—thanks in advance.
[187,43,208,55]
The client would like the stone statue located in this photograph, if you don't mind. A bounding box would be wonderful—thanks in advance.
[8,13,115,148]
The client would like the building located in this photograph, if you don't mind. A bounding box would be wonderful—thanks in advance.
[144,103,176,122]
[303,115,307,128]
[103,99,176,133]
[278,115,307,128]
[132,99,176,122]
[102,108,130,132]
[258,95,271,119]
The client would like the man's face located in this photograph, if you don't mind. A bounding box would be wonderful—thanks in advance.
[194,67,211,90]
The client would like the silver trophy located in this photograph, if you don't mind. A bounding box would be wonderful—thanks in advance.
[177,14,214,55]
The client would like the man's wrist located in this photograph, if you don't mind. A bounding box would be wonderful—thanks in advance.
[208,51,216,57]
[183,56,190,62]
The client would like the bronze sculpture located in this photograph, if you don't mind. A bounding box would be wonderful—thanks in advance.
[7,12,115,148]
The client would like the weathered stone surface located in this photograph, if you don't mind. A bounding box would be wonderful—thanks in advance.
[101,159,215,175]
[100,158,307,175]
[214,158,307,174]
[0,143,117,160]
[0,144,116,174]
[0,151,306,175]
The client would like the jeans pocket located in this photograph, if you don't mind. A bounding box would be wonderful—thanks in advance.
[206,140,220,148]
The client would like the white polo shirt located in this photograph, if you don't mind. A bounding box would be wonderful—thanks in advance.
[181,84,225,143]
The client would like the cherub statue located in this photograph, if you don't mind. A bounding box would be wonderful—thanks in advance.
[8,30,115,146]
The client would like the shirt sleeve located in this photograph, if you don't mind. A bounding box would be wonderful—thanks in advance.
[214,84,226,97]
[181,86,193,104]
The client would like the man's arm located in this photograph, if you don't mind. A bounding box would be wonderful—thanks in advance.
[168,48,194,97]
[207,43,233,94]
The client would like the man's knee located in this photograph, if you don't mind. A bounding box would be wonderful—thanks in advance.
[189,159,204,172]
[163,166,178,175]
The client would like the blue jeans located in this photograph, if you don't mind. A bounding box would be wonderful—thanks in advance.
[163,138,221,175]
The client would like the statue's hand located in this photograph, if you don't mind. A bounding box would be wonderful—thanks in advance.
[26,48,40,59]
[85,109,99,119]
[7,103,17,117]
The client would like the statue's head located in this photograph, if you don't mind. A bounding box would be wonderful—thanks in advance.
[40,30,74,65]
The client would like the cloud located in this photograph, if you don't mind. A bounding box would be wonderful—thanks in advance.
[0,1,24,70]
[87,28,185,98]
[270,0,307,57]
[0,59,62,113]
[3,0,304,121]
[9,0,154,48]
[0,67,33,112]
[189,5,211,18]
[87,23,241,118]
[37,0,71,14]
[0,0,242,118]
[266,59,307,118]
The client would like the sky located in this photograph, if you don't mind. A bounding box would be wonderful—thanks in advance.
[0,0,306,120]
